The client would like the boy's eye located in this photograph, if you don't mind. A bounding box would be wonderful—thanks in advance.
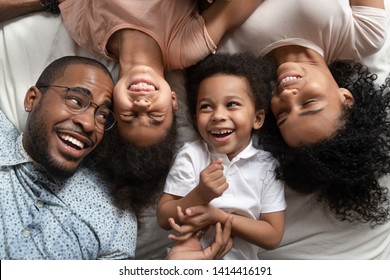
[199,103,212,110]
[227,101,239,107]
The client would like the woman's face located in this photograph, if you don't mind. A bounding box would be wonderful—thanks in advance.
[113,65,178,146]
[271,62,353,147]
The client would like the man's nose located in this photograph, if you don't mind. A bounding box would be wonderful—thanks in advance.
[71,107,96,132]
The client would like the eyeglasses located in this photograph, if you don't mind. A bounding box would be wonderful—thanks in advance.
[38,84,116,131]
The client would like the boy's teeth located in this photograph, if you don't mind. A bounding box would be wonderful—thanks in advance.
[212,130,233,135]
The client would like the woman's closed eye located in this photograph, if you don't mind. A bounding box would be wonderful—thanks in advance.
[302,98,318,107]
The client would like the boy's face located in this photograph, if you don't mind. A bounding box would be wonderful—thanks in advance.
[195,74,264,160]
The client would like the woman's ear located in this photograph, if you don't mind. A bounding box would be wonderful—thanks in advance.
[24,86,42,112]
[339,88,354,108]
[253,109,265,130]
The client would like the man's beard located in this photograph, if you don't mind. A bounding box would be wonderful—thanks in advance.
[27,107,79,179]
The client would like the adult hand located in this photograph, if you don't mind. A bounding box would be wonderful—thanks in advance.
[166,216,233,260]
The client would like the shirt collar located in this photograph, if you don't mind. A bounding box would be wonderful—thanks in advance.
[203,139,260,164]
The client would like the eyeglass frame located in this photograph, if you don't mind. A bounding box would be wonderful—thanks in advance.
[37,84,116,131]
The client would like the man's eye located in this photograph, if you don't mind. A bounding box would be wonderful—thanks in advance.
[67,97,84,108]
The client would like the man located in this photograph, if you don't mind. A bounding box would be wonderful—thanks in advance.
[0,56,232,260]
[0,56,135,259]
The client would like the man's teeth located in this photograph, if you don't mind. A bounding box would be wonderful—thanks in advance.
[59,133,84,149]
[280,76,300,85]
[130,82,155,91]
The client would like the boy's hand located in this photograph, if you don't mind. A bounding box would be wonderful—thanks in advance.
[197,159,228,203]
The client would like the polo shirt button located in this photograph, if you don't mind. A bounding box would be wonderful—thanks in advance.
[22,229,30,237]
[35,200,44,208]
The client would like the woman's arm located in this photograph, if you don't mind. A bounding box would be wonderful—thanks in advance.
[0,0,44,22]
[202,0,263,45]
[350,0,384,9]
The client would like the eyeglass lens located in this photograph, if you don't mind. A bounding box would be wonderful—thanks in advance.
[65,89,115,131]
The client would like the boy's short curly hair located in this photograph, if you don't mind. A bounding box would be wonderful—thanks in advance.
[259,62,390,226]
[185,52,276,124]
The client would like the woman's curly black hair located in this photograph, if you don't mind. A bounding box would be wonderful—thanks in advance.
[258,62,390,226]
[87,120,177,218]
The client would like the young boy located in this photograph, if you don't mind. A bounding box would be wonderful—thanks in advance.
[157,53,286,259]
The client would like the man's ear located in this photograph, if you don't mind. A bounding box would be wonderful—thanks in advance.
[24,86,41,112]
[339,88,354,108]
[253,109,265,130]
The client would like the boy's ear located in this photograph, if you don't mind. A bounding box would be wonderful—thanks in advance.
[253,109,265,130]
[24,86,42,112]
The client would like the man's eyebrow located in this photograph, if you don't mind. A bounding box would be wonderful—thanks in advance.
[277,108,324,127]
[71,86,91,95]
[72,86,113,107]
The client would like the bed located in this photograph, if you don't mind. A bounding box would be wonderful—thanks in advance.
[1,1,389,260]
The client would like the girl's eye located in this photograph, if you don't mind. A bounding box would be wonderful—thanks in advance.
[121,113,135,122]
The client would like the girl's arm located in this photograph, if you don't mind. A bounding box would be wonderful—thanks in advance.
[0,0,43,22]
[350,0,384,9]
[202,0,263,45]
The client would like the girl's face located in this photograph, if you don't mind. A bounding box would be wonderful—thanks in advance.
[113,65,178,146]
[271,62,354,147]
[196,74,264,160]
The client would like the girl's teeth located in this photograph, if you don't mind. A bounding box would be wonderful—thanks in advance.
[130,82,155,90]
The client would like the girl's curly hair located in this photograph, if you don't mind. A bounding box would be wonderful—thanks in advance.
[259,62,390,226]
[88,120,177,218]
